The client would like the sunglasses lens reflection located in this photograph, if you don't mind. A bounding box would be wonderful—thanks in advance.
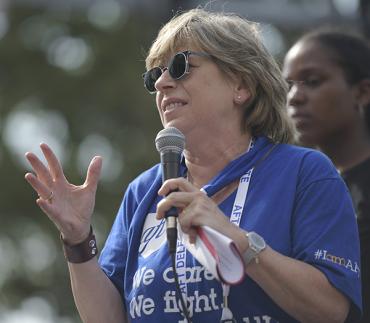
[144,67,162,92]
[143,52,188,93]
[169,53,186,79]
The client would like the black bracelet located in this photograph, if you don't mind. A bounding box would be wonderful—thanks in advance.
[61,227,98,263]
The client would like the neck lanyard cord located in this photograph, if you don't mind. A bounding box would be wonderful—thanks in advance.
[175,142,278,322]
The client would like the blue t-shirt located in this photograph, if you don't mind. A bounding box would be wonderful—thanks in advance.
[99,137,362,322]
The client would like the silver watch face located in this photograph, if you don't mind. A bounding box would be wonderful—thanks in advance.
[248,232,266,251]
[243,231,266,266]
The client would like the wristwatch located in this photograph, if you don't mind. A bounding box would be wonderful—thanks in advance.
[243,231,266,266]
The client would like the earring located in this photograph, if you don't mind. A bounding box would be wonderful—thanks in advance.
[236,95,242,104]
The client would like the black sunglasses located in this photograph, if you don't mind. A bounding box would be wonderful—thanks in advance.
[142,50,210,94]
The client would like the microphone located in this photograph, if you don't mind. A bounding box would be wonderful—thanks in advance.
[155,127,186,254]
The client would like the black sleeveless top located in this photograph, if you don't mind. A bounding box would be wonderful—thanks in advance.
[342,157,370,322]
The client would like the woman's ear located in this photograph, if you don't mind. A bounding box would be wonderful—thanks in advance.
[233,79,251,105]
[355,79,370,112]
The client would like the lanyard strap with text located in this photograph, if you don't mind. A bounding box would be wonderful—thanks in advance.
[176,168,254,323]
[175,139,259,323]
[220,141,277,322]
[220,168,253,322]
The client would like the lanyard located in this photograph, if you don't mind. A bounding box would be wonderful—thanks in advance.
[220,168,253,322]
[175,140,255,322]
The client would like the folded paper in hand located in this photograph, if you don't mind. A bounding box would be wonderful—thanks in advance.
[178,225,245,285]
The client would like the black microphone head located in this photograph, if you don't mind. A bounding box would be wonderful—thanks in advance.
[155,127,185,154]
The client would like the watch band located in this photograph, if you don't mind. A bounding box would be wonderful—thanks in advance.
[243,244,257,266]
[61,227,98,263]
[242,231,266,266]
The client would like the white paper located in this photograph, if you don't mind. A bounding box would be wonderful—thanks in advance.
[178,225,245,285]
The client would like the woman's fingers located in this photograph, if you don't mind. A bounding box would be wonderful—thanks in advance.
[187,227,198,244]
[25,172,54,201]
[156,191,200,219]
[157,177,229,236]
[24,143,99,243]
[25,143,67,190]
[158,177,197,196]
[25,172,59,221]
[36,197,57,219]
[84,156,103,191]
[157,178,207,220]
[40,143,65,181]
[25,152,53,187]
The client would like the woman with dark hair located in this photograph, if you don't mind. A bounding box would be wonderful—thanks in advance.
[284,28,370,322]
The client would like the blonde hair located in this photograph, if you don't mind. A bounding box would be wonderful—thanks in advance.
[146,8,295,143]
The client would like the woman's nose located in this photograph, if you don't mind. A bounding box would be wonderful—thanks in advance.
[155,69,176,92]
[287,82,306,107]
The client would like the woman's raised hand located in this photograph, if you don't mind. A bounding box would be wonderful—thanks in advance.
[25,143,102,245]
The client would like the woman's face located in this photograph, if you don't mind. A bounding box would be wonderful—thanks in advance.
[283,40,359,147]
[153,48,247,140]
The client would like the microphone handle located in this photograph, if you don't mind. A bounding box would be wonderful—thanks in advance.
[161,152,181,181]
[166,207,178,254]
[160,152,182,255]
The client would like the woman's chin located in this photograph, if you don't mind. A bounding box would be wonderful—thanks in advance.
[295,132,318,148]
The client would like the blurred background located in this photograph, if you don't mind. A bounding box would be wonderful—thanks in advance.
[0,0,367,322]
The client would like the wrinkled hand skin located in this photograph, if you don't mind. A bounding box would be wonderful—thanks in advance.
[25,143,103,245]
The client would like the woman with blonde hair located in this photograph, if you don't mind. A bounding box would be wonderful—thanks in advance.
[25,9,361,322]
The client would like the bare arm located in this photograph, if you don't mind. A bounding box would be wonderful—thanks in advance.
[25,143,127,322]
[243,245,349,323]
[68,258,127,323]
[157,177,350,323]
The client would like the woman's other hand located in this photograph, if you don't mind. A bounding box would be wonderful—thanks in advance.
[25,143,102,245]
[156,178,245,249]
